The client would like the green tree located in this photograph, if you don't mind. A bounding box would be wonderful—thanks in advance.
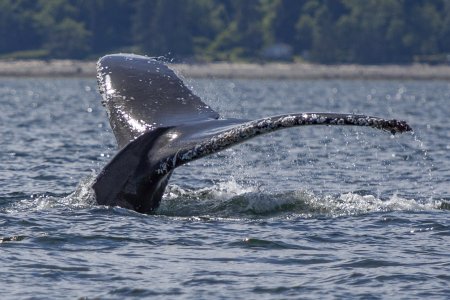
[33,0,91,58]
[439,0,450,53]
[188,0,230,59]
[44,18,91,58]
[404,1,443,56]
[261,0,305,46]
[133,0,196,58]
[77,0,134,54]
[0,0,42,54]
[0,0,449,63]
[207,0,264,60]
[336,0,407,63]
[295,0,346,63]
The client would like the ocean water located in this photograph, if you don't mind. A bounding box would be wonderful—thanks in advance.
[1,76,449,299]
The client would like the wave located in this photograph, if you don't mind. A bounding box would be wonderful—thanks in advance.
[157,179,444,218]
[0,176,96,214]
[1,178,446,218]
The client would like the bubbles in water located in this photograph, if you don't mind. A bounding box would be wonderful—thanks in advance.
[3,176,97,214]
[156,178,442,219]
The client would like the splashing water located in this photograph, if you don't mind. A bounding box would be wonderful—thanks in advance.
[1,78,449,299]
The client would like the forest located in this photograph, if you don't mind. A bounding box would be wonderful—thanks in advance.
[1,0,449,64]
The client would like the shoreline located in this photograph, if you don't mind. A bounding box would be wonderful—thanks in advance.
[0,59,450,80]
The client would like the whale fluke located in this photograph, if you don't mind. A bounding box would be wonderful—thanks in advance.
[93,54,412,213]
[96,54,219,149]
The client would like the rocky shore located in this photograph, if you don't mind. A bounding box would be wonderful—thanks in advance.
[1,59,450,80]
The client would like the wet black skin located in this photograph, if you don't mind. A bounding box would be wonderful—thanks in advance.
[92,54,412,214]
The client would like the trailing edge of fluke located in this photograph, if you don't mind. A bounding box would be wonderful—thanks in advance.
[92,54,412,214]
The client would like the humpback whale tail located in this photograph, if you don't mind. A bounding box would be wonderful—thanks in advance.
[93,54,412,213]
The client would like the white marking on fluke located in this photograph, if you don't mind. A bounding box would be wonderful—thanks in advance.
[92,53,412,214]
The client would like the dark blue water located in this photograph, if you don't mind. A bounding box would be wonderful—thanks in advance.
[1,77,449,299]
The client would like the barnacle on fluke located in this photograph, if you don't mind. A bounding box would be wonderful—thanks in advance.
[92,54,412,214]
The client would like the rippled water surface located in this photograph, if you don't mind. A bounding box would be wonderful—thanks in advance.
[1,77,449,299]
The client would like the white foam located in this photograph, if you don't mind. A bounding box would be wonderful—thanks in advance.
[4,177,443,218]
[159,179,443,218]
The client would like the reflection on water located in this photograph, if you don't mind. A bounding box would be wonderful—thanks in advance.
[0,78,449,299]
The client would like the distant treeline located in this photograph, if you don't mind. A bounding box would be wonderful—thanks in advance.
[1,0,450,64]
